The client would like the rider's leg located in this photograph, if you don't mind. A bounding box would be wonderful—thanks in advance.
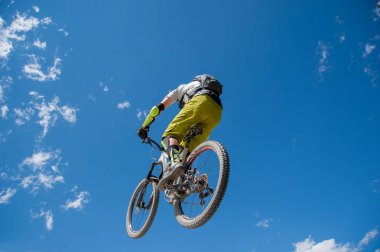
[179,96,222,153]
[158,95,221,190]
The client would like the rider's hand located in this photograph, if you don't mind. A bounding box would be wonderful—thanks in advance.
[137,127,149,140]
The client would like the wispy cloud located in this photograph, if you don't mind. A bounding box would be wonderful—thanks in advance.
[371,179,380,193]
[23,54,61,82]
[0,76,12,119]
[372,6,380,21]
[21,173,64,191]
[117,100,131,110]
[316,41,329,79]
[62,191,90,211]
[0,76,12,103]
[58,28,69,37]
[363,43,376,57]
[0,105,8,119]
[137,109,147,120]
[339,33,346,44]
[14,107,35,125]
[99,82,109,92]
[14,92,78,138]
[292,228,379,252]
[21,151,57,171]
[19,150,64,193]
[358,229,379,248]
[0,13,40,60]
[335,16,343,25]
[40,17,52,25]
[33,39,47,49]
[88,94,96,102]
[33,6,40,13]
[256,218,272,228]
[363,65,378,87]
[34,95,77,137]
[32,209,54,231]
[0,129,12,143]
[0,188,16,204]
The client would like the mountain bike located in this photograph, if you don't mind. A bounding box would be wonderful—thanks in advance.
[126,125,230,239]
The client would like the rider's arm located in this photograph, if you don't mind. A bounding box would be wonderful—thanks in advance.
[141,97,173,129]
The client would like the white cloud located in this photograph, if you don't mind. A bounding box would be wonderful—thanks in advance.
[335,16,343,25]
[339,33,346,44]
[32,209,54,231]
[137,109,147,120]
[371,179,380,193]
[0,105,8,119]
[45,210,54,231]
[59,105,77,123]
[88,94,96,102]
[293,237,352,252]
[0,13,40,59]
[256,218,272,228]
[21,151,54,170]
[14,93,77,137]
[317,41,329,78]
[63,191,90,210]
[363,43,376,57]
[58,28,69,37]
[34,96,76,137]
[21,173,64,191]
[363,66,378,87]
[20,150,64,193]
[40,17,52,25]
[33,6,40,13]
[117,100,131,110]
[14,107,35,125]
[0,76,12,102]
[358,229,378,248]
[293,229,379,252]
[0,129,12,143]
[0,188,17,204]
[99,82,109,92]
[33,39,47,49]
[23,55,61,82]
[372,6,380,21]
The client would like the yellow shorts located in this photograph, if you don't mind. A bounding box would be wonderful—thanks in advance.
[162,94,222,152]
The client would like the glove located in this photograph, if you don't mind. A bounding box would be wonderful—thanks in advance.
[137,127,149,140]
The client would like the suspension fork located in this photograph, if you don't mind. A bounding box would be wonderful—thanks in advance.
[145,161,162,181]
[137,162,162,209]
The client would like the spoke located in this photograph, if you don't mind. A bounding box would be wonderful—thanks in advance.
[130,183,154,231]
[181,148,220,219]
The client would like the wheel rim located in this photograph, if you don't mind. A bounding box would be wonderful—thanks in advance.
[180,147,220,219]
[129,181,155,233]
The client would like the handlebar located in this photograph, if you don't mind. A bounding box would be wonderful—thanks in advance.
[143,136,165,152]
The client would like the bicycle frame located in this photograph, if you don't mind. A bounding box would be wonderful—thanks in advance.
[143,124,203,183]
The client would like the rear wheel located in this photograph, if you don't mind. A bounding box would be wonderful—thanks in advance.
[173,140,229,228]
[126,178,159,238]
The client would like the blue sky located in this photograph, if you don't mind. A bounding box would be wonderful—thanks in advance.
[1,0,380,251]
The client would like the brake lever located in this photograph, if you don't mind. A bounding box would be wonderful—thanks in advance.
[144,136,152,146]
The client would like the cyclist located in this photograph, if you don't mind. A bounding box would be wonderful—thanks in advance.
[137,74,223,190]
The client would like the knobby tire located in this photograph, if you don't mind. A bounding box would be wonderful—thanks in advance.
[173,140,230,229]
[126,178,159,238]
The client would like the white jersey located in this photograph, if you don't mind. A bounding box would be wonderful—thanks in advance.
[165,81,202,106]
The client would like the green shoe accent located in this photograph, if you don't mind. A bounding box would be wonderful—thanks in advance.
[170,148,181,163]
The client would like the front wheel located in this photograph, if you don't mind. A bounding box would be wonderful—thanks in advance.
[126,178,159,238]
[173,140,230,229]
